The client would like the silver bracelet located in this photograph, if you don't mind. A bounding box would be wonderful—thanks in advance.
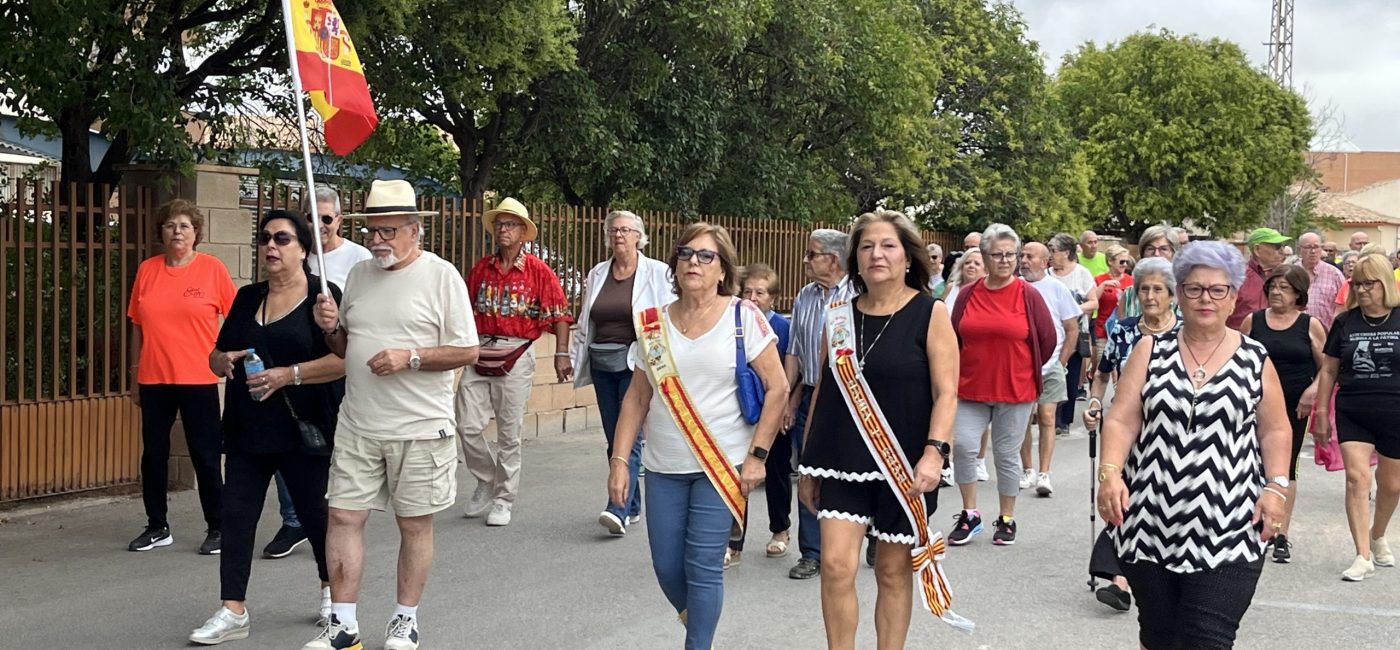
[554,352,570,357]
[1262,486,1287,501]
[292,364,303,386]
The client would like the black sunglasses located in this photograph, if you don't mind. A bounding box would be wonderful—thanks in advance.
[257,231,295,246]
[676,246,719,264]
[305,212,335,225]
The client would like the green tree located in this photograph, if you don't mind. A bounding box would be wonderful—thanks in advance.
[352,0,577,200]
[1054,30,1312,237]
[0,0,289,188]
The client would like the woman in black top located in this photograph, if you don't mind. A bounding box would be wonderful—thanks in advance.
[1239,264,1325,564]
[798,210,958,649]
[1315,253,1400,582]
[188,210,347,645]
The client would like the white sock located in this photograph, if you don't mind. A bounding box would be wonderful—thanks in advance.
[393,603,418,621]
[224,606,248,620]
[965,508,980,518]
[331,603,358,631]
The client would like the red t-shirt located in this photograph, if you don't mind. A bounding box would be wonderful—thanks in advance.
[466,249,574,340]
[957,279,1037,402]
[1093,272,1132,339]
[127,253,236,385]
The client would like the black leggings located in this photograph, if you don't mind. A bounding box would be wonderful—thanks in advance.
[221,450,330,601]
[139,384,223,531]
[1121,557,1264,649]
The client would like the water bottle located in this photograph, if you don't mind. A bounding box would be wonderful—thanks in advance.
[243,348,265,400]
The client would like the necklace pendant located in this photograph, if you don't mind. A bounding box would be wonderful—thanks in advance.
[1192,367,1206,383]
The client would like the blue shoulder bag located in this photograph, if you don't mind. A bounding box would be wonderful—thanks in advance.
[734,304,766,425]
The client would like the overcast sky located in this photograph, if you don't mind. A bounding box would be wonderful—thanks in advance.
[1008,0,1400,151]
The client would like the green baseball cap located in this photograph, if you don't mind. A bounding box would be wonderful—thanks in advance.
[1247,228,1291,246]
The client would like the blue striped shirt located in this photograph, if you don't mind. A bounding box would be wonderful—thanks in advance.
[789,277,854,386]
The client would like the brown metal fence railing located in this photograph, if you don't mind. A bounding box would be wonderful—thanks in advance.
[2,181,155,500]
[242,185,962,313]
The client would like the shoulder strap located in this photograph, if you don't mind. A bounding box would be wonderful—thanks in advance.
[734,302,747,370]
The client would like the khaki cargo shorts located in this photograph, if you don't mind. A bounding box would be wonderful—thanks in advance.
[327,431,458,517]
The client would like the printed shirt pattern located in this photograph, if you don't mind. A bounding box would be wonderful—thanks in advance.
[466,249,573,340]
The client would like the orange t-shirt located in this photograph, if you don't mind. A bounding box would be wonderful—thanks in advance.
[127,252,236,385]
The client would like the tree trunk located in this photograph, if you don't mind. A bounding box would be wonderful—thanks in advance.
[57,108,93,190]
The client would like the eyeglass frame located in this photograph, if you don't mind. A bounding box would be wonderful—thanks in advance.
[362,223,417,241]
[1179,283,1232,300]
[305,211,336,225]
[676,246,719,264]
[257,231,296,247]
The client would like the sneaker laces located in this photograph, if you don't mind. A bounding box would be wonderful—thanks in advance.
[387,615,414,638]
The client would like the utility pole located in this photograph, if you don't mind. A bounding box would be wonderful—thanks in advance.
[1267,0,1295,88]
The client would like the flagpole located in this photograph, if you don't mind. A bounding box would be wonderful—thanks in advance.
[281,0,330,297]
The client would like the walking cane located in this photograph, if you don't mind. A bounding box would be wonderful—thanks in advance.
[1086,410,1102,592]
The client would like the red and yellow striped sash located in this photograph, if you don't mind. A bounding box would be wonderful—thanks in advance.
[636,306,747,526]
[825,300,972,632]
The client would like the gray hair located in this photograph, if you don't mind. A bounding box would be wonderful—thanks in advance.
[1172,240,1245,289]
[1138,224,1178,255]
[1132,257,1176,294]
[1048,233,1077,255]
[1341,250,1361,264]
[302,185,343,216]
[979,223,1021,255]
[605,209,649,248]
[811,229,848,271]
[926,243,944,258]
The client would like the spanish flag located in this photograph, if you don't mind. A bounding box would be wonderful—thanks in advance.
[286,0,378,155]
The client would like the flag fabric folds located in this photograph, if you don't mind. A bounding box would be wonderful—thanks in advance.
[287,0,378,155]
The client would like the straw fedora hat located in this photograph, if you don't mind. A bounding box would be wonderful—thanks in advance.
[346,179,437,218]
[482,197,538,242]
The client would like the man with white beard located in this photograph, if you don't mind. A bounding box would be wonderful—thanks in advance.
[307,179,480,650]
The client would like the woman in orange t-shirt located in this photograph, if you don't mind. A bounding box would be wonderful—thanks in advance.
[126,199,235,555]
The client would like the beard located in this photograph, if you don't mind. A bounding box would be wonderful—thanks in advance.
[372,246,399,269]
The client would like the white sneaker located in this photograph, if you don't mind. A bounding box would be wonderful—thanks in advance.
[463,483,492,518]
[627,514,642,526]
[486,503,512,526]
[317,586,331,627]
[189,606,250,645]
[384,614,420,650]
[940,466,954,487]
[598,511,626,536]
[1019,468,1035,490]
[302,614,361,650]
[1373,537,1396,567]
[1035,473,1054,497]
[975,459,989,482]
[1342,554,1376,582]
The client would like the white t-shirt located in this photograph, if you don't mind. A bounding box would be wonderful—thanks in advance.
[316,239,373,290]
[338,251,479,440]
[630,298,778,474]
[1031,276,1081,373]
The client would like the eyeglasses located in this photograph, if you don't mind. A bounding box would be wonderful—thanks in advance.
[1180,283,1232,300]
[257,231,296,246]
[305,212,335,225]
[362,225,409,241]
[494,220,524,231]
[1142,245,1173,256]
[607,227,638,237]
[1351,279,1382,292]
[676,246,719,264]
[161,222,194,232]
[803,250,831,261]
[986,252,1017,261]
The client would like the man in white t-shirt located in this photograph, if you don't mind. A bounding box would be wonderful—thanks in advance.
[1019,242,1080,499]
[1047,233,1099,433]
[305,186,373,289]
[309,180,480,650]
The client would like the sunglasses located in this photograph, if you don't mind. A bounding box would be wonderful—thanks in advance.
[257,231,295,246]
[676,246,719,264]
[305,212,335,225]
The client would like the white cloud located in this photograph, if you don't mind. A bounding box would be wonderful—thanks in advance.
[1008,0,1400,150]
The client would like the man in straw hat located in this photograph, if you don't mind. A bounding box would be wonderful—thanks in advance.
[309,179,480,650]
[457,196,573,527]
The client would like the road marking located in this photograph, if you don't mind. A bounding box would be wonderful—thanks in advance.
[1254,599,1400,618]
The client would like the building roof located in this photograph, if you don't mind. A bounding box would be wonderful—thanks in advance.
[1311,150,1400,194]
[1314,189,1400,225]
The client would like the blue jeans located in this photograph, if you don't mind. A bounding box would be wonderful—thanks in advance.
[790,386,821,560]
[645,471,731,650]
[274,471,300,528]
[594,366,642,519]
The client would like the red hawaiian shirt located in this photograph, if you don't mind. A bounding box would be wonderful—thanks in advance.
[465,248,573,340]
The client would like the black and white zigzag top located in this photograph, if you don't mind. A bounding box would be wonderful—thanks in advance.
[1113,333,1267,573]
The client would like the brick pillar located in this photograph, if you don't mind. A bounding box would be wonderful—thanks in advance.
[118,163,256,488]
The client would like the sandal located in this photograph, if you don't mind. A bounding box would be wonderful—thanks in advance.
[766,532,790,558]
[723,548,741,569]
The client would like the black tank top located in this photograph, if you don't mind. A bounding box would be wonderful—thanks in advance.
[1249,310,1316,394]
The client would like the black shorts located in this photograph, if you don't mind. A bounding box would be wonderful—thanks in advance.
[815,477,937,545]
[1335,397,1400,460]
[1120,557,1263,650]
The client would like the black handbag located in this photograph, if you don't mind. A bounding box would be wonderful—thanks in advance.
[257,293,331,456]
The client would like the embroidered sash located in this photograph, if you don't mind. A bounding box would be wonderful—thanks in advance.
[635,306,747,526]
[825,300,973,632]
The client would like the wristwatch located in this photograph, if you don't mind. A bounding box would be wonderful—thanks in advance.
[925,439,951,458]
[750,447,769,461]
[409,349,421,371]
[1267,476,1290,489]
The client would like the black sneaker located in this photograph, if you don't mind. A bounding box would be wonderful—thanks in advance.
[198,530,222,555]
[948,511,983,546]
[1095,584,1132,612]
[788,557,820,580]
[865,537,877,567]
[1271,534,1292,563]
[128,526,173,552]
[992,515,1017,545]
[263,524,309,559]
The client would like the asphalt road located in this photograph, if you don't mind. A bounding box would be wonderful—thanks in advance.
[2,420,1398,649]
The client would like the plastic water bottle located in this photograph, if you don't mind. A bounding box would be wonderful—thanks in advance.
[243,348,265,399]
